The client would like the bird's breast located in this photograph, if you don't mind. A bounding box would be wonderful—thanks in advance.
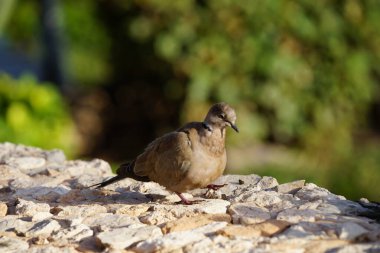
[185,146,227,188]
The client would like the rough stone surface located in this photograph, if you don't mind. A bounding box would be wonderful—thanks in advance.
[97,225,162,249]
[0,202,8,216]
[0,236,29,252]
[0,142,379,252]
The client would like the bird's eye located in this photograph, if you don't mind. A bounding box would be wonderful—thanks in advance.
[218,114,225,119]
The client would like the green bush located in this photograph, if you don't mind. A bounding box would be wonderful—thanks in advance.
[0,74,79,157]
[4,0,380,200]
[126,0,379,153]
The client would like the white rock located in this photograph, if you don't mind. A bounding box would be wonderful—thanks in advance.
[135,230,206,253]
[229,203,271,224]
[43,149,66,164]
[277,208,324,223]
[0,215,35,234]
[0,202,8,216]
[232,190,285,206]
[295,183,343,202]
[256,176,279,190]
[56,204,108,217]
[213,174,262,186]
[339,222,368,240]
[15,185,71,202]
[194,199,231,214]
[184,235,256,253]
[52,223,93,242]
[191,221,228,234]
[25,219,61,237]
[15,199,50,216]
[97,225,162,250]
[278,223,327,239]
[83,214,143,230]
[0,236,29,252]
[6,156,46,173]
[275,180,305,194]
[332,243,380,253]
[325,199,369,216]
[27,245,78,253]
[31,212,54,222]
[64,159,112,177]
[139,199,230,225]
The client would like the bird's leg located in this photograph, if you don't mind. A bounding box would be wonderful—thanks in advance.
[175,192,201,205]
[206,184,227,191]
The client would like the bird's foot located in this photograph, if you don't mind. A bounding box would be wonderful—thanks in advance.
[206,184,227,191]
[175,192,203,205]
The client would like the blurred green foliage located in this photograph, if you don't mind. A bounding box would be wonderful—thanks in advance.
[3,0,380,200]
[0,74,79,157]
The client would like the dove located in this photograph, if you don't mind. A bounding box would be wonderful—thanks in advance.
[89,102,238,204]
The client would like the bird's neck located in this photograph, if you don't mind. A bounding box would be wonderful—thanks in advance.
[199,122,226,155]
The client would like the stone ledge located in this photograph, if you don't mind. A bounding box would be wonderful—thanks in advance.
[0,142,379,252]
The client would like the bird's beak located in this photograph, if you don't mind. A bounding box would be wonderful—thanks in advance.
[226,120,239,133]
[231,123,239,133]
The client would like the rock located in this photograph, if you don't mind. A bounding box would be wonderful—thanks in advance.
[25,219,61,237]
[139,199,230,225]
[161,214,231,234]
[0,165,30,186]
[219,224,262,238]
[55,204,108,217]
[96,226,162,250]
[212,174,262,186]
[339,222,369,241]
[134,229,206,253]
[0,215,35,234]
[6,157,46,174]
[275,180,305,194]
[31,212,54,222]
[0,236,29,252]
[183,235,255,253]
[295,183,343,202]
[332,243,380,253]
[255,219,291,236]
[64,159,112,178]
[269,239,349,253]
[0,202,8,216]
[15,199,50,216]
[114,204,150,216]
[27,245,79,253]
[277,208,324,223]
[228,203,271,224]
[231,190,287,206]
[83,213,143,230]
[256,176,279,190]
[43,149,66,164]
[278,224,327,240]
[219,219,290,239]
[2,143,380,253]
[51,223,93,242]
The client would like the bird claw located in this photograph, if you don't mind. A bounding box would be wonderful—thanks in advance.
[175,192,204,205]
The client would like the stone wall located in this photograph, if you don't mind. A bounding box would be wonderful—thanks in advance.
[0,142,379,252]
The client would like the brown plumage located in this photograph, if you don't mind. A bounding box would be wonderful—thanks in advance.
[89,102,238,204]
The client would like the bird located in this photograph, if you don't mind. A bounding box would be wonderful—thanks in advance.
[88,102,238,204]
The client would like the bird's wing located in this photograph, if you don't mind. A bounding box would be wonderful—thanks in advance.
[133,131,193,189]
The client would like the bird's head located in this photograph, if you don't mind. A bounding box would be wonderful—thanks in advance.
[204,102,239,132]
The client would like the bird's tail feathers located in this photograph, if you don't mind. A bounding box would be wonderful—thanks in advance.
[86,175,123,189]
[87,160,149,189]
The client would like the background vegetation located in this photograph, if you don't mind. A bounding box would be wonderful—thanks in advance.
[1,0,379,201]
